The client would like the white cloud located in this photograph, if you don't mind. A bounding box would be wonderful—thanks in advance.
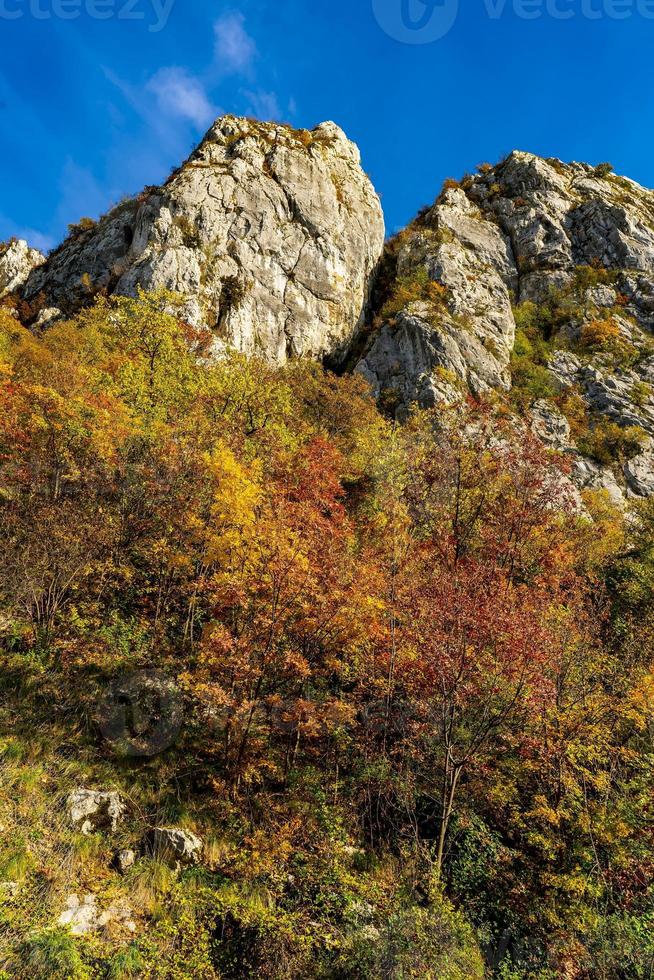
[243,90,282,121]
[19,228,56,253]
[214,12,257,75]
[0,214,55,254]
[146,67,217,129]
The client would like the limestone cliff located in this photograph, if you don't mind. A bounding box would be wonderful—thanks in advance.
[21,116,385,364]
[356,152,654,502]
[8,133,654,503]
[0,239,44,299]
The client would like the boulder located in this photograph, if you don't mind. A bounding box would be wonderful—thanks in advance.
[624,446,654,497]
[67,788,125,835]
[112,849,136,875]
[58,893,136,936]
[143,827,203,868]
[530,399,572,449]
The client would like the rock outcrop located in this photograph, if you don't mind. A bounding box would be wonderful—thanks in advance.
[143,827,203,868]
[67,788,125,835]
[357,152,654,500]
[12,131,654,504]
[356,186,517,413]
[22,116,384,365]
[0,239,44,298]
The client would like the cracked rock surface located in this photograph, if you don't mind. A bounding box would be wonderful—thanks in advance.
[22,116,384,365]
[356,186,517,413]
[358,152,654,500]
[0,239,44,299]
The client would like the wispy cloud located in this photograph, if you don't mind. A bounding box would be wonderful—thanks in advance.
[0,213,55,254]
[243,89,282,121]
[147,67,217,128]
[214,12,257,75]
[58,159,110,221]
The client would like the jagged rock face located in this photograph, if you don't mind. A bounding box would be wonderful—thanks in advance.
[359,151,654,500]
[23,116,384,364]
[356,187,517,413]
[0,239,44,299]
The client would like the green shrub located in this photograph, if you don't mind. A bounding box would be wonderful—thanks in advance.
[380,267,448,321]
[586,911,654,979]
[173,214,202,249]
[631,380,652,407]
[510,329,559,409]
[107,943,144,979]
[373,894,484,980]
[579,420,648,466]
[18,928,90,980]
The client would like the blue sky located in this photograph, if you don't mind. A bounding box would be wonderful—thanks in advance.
[1,0,653,250]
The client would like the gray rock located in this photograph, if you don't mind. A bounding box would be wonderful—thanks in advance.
[547,350,583,388]
[356,310,465,415]
[571,456,626,507]
[624,446,654,497]
[143,827,203,868]
[586,284,617,308]
[357,187,516,415]
[58,893,136,936]
[34,306,63,328]
[0,239,44,298]
[530,399,572,449]
[112,849,136,875]
[579,365,654,436]
[67,789,125,835]
[22,116,384,366]
[359,151,654,422]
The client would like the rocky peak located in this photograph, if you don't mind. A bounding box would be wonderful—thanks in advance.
[0,238,45,299]
[21,115,385,365]
[10,135,654,504]
[355,151,654,501]
[467,150,654,284]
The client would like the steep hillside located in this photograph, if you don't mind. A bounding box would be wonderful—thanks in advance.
[7,138,654,506]
[4,131,654,979]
